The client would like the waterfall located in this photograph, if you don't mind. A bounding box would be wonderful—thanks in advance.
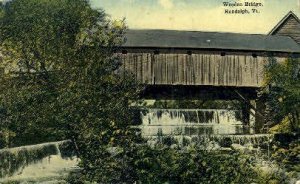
[0,140,78,182]
[140,109,245,137]
[139,109,273,147]
[145,134,273,148]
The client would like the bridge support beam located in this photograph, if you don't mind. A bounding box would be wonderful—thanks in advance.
[141,85,258,100]
[255,98,266,133]
[249,100,256,134]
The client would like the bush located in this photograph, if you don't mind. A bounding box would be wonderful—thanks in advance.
[272,140,300,172]
[68,144,260,184]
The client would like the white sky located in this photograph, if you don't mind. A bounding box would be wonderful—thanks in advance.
[91,0,300,34]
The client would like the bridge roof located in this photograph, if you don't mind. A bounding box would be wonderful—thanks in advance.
[124,29,300,53]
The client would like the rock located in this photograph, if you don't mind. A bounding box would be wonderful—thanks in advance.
[206,141,221,151]
[231,144,248,153]
[107,147,123,156]
[170,144,178,149]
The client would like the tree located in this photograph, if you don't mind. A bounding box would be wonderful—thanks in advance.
[0,0,147,182]
[0,0,143,181]
[262,57,300,133]
[0,0,142,177]
[0,0,96,146]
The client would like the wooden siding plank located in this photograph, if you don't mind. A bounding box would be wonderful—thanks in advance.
[120,52,277,87]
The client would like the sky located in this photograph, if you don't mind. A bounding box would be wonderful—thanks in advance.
[90,0,300,34]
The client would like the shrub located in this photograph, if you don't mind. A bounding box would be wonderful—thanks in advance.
[68,144,259,184]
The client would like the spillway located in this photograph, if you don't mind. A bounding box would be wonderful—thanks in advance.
[140,108,246,136]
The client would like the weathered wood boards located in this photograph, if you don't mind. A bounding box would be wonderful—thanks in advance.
[120,53,276,87]
[271,15,300,44]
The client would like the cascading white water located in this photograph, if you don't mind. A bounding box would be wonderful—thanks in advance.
[140,109,274,147]
[0,141,79,183]
[140,109,244,136]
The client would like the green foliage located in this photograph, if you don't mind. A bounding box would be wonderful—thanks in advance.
[0,0,107,71]
[68,145,260,184]
[272,140,300,173]
[261,57,300,183]
[263,57,300,133]
[0,78,65,147]
[133,146,257,184]
[270,116,293,134]
[0,0,107,147]
[254,167,290,184]
[0,0,140,148]
[0,0,142,182]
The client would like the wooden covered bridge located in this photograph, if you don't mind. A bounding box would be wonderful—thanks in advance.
[119,11,300,134]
